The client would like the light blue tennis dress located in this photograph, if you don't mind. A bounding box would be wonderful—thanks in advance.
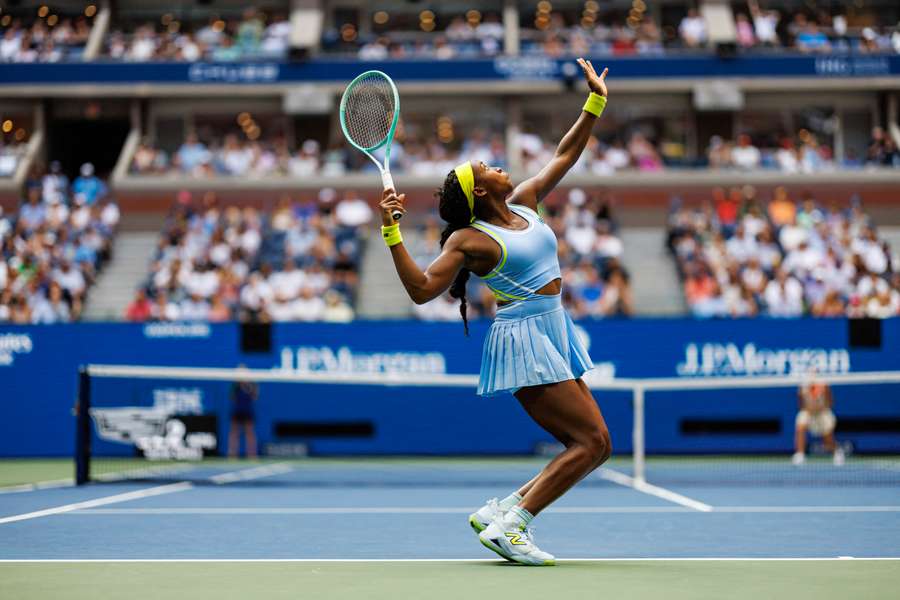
[471,204,593,396]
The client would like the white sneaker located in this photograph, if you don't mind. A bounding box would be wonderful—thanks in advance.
[792,452,805,466]
[468,498,502,533]
[478,517,556,566]
[833,447,846,466]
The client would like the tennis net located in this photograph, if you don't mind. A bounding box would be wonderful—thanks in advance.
[74,364,900,487]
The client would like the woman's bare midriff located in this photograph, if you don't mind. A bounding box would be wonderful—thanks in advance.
[496,278,562,307]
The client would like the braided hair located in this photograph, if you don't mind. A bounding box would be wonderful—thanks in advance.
[436,170,474,335]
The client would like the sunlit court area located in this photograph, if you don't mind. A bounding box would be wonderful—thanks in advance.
[1,0,900,598]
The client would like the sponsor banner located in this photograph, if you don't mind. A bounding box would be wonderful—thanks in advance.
[0,332,32,366]
[1,55,898,86]
[0,319,897,456]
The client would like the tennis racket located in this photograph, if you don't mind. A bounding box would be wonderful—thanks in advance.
[339,70,403,221]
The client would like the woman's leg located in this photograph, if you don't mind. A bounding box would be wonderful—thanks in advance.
[245,421,258,458]
[228,418,240,458]
[513,378,611,516]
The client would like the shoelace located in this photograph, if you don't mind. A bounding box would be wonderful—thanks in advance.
[486,498,500,514]
[515,525,538,552]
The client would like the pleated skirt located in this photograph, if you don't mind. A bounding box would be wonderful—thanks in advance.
[477,294,594,397]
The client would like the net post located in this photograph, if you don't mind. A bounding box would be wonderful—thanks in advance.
[633,385,646,485]
[75,365,91,485]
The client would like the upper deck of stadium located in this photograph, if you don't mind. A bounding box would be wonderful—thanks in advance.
[0,0,898,210]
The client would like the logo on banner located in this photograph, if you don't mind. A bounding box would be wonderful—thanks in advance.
[188,63,280,83]
[494,56,560,80]
[143,323,211,338]
[0,333,32,366]
[677,342,850,377]
[278,345,447,375]
[89,387,215,460]
[815,56,890,76]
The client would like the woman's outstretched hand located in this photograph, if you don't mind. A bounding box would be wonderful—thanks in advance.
[380,188,406,226]
[576,58,608,97]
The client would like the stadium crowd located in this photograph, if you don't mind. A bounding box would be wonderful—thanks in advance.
[412,188,633,321]
[0,140,27,178]
[0,14,92,62]
[4,3,900,64]
[134,123,900,179]
[126,189,368,323]
[331,4,900,59]
[705,127,900,172]
[0,162,118,323]
[668,186,900,318]
[105,9,291,62]
[131,127,673,178]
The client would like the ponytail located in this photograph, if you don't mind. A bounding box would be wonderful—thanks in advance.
[436,170,475,335]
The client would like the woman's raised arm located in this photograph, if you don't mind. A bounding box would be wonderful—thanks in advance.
[512,59,609,209]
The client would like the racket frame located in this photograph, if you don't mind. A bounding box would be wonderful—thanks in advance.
[339,70,402,220]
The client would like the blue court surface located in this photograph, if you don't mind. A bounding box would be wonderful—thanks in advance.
[1,458,899,599]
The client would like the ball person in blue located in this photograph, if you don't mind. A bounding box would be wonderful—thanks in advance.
[379,59,611,566]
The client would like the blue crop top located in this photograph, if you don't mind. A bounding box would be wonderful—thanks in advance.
[469,204,562,303]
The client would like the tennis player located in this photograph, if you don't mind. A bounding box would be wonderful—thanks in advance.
[792,374,845,466]
[379,59,610,566]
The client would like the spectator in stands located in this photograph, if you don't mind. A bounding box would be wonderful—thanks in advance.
[679,9,707,48]
[748,1,780,47]
[713,187,739,237]
[42,161,68,204]
[175,133,211,173]
[706,136,731,169]
[734,13,756,48]
[774,138,800,173]
[322,290,354,322]
[72,163,106,205]
[125,289,153,321]
[31,281,70,324]
[18,187,45,231]
[767,186,796,228]
[335,191,373,228]
[795,21,831,53]
[867,127,900,167]
[730,134,761,170]
[599,265,634,317]
[764,270,805,316]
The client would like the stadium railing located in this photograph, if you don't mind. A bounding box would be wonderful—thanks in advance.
[111,169,900,192]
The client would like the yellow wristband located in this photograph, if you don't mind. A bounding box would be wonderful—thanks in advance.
[583,93,607,118]
[382,223,403,247]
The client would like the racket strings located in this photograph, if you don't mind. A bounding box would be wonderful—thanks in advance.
[344,74,395,150]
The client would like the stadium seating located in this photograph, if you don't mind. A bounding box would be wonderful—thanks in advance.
[667,188,900,318]
[0,162,118,323]
[130,190,365,323]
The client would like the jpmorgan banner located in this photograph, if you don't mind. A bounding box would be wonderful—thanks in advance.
[0,318,897,457]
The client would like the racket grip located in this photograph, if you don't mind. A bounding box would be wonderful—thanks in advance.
[381,170,403,221]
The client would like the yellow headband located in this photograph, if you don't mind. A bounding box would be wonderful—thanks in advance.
[454,161,476,223]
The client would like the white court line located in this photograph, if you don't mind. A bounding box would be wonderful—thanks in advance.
[598,468,713,512]
[0,482,193,525]
[1,558,898,563]
[67,505,900,516]
[0,479,73,495]
[209,463,294,485]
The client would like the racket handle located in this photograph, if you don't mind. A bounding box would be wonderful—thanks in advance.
[382,170,403,221]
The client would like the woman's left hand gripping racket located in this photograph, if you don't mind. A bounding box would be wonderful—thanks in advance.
[339,70,404,221]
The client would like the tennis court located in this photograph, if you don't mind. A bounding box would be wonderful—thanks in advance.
[2,456,898,599]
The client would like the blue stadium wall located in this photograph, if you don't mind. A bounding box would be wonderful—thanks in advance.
[0,318,898,458]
